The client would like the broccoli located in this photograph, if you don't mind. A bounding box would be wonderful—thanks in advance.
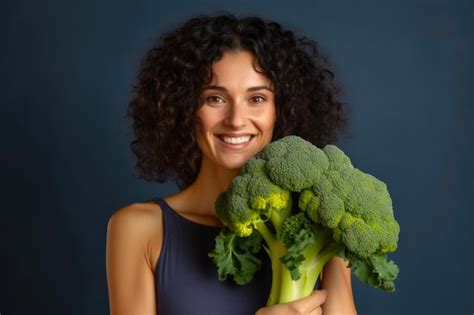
[209,135,400,305]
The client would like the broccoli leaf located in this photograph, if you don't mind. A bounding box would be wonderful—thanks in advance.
[369,254,399,292]
[208,229,263,285]
[339,249,399,292]
[278,213,316,280]
[280,228,315,280]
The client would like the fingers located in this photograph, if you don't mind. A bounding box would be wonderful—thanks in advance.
[287,289,327,314]
[309,307,323,315]
[313,308,323,315]
[254,290,327,315]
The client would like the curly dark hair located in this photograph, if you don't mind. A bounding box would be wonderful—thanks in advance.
[127,13,351,189]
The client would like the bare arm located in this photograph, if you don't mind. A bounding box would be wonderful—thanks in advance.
[320,257,357,315]
[106,204,162,315]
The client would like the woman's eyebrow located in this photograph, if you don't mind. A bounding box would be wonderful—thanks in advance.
[202,85,273,92]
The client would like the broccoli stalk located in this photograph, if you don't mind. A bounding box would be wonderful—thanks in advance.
[268,208,343,304]
[209,136,400,306]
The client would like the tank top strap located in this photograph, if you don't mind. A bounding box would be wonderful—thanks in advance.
[148,197,173,279]
[150,197,171,217]
[150,197,173,223]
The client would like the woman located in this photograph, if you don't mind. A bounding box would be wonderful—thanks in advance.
[106,13,357,315]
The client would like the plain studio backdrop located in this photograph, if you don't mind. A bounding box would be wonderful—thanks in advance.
[1,0,472,314]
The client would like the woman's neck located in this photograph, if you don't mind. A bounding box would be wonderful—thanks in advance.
[180,157,240,216]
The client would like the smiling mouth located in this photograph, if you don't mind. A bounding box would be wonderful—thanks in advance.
[216,134,255,148]
[219,135,252,144]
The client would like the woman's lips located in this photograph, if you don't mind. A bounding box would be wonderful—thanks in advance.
[216,135,254,150]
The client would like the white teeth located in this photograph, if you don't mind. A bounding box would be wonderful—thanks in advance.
[221,136,251,144]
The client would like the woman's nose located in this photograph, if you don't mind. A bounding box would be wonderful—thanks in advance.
[223,103,246,129]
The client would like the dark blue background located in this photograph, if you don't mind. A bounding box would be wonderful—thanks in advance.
[1,0,472,314]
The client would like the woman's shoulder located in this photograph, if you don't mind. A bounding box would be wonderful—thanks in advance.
[109,199,163,221]
[108,200,163,234]
[107,200,164,273]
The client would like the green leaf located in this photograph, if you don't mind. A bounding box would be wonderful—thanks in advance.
[209,229,263,285]
[342,250,399,292]
[369,254,399,292]
[280,228,315,280]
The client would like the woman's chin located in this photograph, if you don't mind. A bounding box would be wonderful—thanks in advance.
[218,157,249,172]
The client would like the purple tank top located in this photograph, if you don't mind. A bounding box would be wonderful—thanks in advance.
[151,197,272,315]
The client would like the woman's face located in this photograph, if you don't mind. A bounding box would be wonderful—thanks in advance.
[195,50,276,171]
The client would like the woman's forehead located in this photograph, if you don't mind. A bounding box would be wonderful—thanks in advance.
[206,51,271,88]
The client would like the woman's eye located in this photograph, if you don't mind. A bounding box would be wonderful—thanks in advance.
[207,96,225,103]
[251,96,266,103]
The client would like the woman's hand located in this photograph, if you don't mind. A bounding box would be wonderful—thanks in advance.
[255,290,327,315]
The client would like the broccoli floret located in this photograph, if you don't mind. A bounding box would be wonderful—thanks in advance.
[257,135,329,192]
[298,144,400,290]
[216,159,292,238]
